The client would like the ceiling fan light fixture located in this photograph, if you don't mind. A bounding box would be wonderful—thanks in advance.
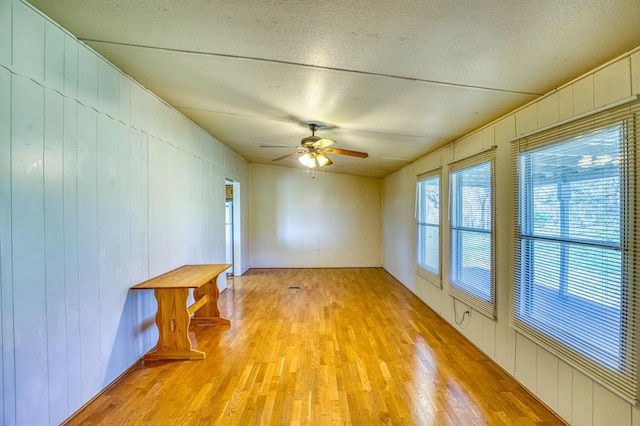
[299,152,317,168]
[298,151,332,169]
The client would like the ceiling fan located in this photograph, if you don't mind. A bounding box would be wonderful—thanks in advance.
[264,123,368,169]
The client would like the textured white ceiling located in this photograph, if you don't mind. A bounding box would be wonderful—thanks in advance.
[28,0,640,178]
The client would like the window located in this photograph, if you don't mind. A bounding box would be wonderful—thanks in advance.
[512,101,640,402]
[416,172,440,284]
[449,149,496,318]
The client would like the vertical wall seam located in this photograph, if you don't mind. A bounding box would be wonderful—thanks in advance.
[93,110,103,381]
[7,70,15,426]
[3,5,16,418]
[145,133,150,281]
[60,83,70,417]
[41,48,52,423]
[71,66,80,415]
[75,98,83,403]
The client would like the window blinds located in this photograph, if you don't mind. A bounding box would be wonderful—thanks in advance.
[417,170,441,284]
[449,147,496,319]
[512,100,640,403]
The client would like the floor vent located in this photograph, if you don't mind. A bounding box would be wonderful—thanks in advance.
[288,285,302,290]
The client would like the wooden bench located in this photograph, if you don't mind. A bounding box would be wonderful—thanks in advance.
[130,264,231,361]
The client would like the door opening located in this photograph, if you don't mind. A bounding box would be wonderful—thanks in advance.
[225,179,242,276]
[225,180,234,276]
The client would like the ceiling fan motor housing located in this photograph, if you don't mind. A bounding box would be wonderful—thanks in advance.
[301,135,321,146]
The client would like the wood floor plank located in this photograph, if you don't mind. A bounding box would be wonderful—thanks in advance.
[64,268,565,425]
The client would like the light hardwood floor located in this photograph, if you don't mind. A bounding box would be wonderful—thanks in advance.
[65,268,564,425]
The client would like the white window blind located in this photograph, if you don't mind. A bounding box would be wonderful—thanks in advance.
[449,148,496,318]
[417,171,441,285]
[512,100,640,403]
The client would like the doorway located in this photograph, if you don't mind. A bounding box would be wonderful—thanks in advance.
[225,179,241,276]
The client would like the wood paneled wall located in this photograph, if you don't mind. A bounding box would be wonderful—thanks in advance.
[383,47,640,424]
[0,1,249,424]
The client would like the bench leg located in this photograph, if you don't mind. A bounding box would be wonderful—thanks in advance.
[192,278,231,326]
[144,288,206,361]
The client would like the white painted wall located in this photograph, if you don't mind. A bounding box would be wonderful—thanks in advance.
[383,48,640,424]
[250,164,382,268]
[0,1,250,424]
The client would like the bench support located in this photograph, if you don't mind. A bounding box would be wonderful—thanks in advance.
[191,279,231,326]
[144,288,206,361]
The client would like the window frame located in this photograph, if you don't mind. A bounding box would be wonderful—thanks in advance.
[511,98,640,403]
[416,169,442,287]
[448,148,497,319]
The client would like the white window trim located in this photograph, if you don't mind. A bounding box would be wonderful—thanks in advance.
[448,147,497,319]
[416,168,442,288]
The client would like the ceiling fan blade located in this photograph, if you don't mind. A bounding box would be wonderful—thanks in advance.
[324,147,369,158]
[273,151,302,161]
[260,144,296,148]
[315,151,333,167]
[314,138,336,149]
